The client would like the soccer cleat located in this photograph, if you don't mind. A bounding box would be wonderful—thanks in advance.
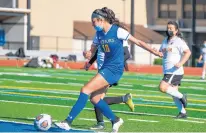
[54,120,71,130]
[124,93,135,112]
[180,94,187,108]
[90,122,105,130]
[175,112,187,119]
[112,118,124,133]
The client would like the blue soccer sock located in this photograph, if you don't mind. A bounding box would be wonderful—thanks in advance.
[94,99,117,122]
[66,92,88,123]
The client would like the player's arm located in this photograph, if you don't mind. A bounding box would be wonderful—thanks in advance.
[128,35,163,57]
[117,27,162,57]
[175,41,191,68]
[84,44,98,71]
[88,49,98,64]
[178,49,191,66]
[198,55,203,63]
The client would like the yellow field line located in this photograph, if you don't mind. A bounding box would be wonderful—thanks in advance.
[108,92,206,103]
[0,87,206,112]
[0,91,77,100]
[1,85,206,103]
[134,104,206,112]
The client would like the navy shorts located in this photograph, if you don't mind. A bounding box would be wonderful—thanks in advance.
[99,68,123,85]
[162,74,183,86]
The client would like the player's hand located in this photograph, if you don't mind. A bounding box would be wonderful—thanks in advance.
[153,50,163,58]
[84,62,91,71]
[83,51,92,59]
[174,62,182,68]
[198,59,201,63]
[151,47,162,58]
[158,52,163,58]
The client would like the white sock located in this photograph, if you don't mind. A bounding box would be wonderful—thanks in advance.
[166,86,183,99]
[202,69,205,79]
[173,96,186,114]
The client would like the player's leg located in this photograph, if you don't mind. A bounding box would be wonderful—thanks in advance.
[91,86,134,130]
[159,74,187,108]
[172,86,187,119]
[90,86,108,130]
[55,73,122,131]
[89,85,123,132]
[202,62,206,79]
[123,46,130,71]
[104,93,134,111]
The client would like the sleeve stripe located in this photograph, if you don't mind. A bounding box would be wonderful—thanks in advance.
[125,34,130,40]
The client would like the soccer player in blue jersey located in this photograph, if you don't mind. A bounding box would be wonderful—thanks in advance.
[55,7,162,132]
[84,41,134,130]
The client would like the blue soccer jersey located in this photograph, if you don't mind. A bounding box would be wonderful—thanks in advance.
[93,25,130,84]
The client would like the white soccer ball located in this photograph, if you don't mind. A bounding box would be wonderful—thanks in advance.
[46,63,52,68]
[34,114,52,131]
[42,63,47,68]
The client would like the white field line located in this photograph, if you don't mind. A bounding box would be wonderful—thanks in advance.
[174,119,205,124]
[128,119,159,123]
[78,118,110,123]
[0,78,83,86]
[1,84,206,106]
[1,100,206,122]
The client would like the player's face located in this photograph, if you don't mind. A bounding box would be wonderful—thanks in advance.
[92,18,104,31]
[167,24,178,37]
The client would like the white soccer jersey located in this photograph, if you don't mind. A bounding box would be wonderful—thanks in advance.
[201,47,206,62]
[159,36,189,75]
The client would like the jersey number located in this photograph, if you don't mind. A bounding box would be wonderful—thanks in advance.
[102,44,110,52]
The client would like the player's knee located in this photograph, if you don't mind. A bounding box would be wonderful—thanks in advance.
[81,86,91,95]
[159,83,167,93]
[90,96,100,104]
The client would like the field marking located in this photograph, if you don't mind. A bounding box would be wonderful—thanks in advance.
[0,119,92,131]
[0,119,33,125]
[2,81,206,99]
[134,104,206,112]
[183,79,206,83]
[1,78,206,97]
[1,89,206,113]
[1,86,206,110]
[78,118,110,123]
[174,119,205,124]
[2,87,206,108]
[0,78,83,86]
[1,99,206,122]
[0,91,77,101]
[0,86,206,106]
[141,99,206,107]
[128,119,159,123]
[0,72,51,77]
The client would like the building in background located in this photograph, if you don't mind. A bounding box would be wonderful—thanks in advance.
[146,0,206,59]
[0,0,30,50]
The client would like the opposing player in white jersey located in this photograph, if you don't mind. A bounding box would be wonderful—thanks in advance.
[159,21,191,118]
[198,41,206,80]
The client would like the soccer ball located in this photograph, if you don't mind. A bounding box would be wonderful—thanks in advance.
[34,114,52,131]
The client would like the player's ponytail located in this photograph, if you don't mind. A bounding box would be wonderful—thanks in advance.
[101,7,128,31]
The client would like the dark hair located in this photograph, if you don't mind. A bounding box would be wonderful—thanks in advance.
[92,9,108,19]
[101,7,128,31]
[92,7,128,31]
[166,20,183,41]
